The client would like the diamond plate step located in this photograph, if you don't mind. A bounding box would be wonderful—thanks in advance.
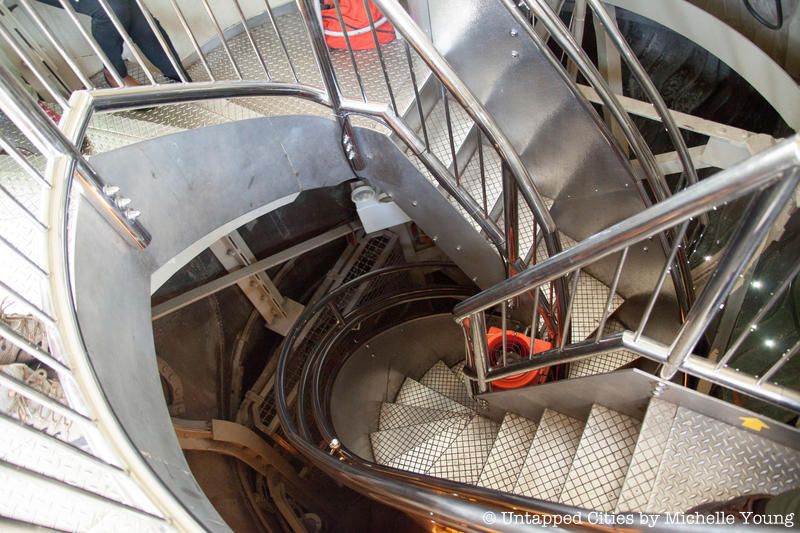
[394,378,473,415]
[477,413,537,492]
[569,318,638,379]
[378,402,467,431]
[387,416,471,475]
[615,398,678,513]
[371,418,463,465]
[420,360,476,410]
[429,415,500,484]
[645,406,800,513]
[559,404,641,512]
[513,409,584,501]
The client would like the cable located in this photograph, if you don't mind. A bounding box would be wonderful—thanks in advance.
[743,0,784,30]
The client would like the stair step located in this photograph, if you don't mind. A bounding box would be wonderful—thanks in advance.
[513,409,584,501]
[371,418,464,465]
[644,406,800,513]
[559,405,641,512]
[615,398,678,513]
[420,360,476,410]
[378,402,467,431]
[477,413,538,492]
[428,416,501,484]
[568,318,638,379]
[394,378,473,415]
[387,417,471,475]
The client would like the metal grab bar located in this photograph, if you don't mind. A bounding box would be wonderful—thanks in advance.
[454,135,800,320]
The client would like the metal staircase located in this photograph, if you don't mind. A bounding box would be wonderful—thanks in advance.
[370,360,800,514]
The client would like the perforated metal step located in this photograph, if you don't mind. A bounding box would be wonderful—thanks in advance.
[371,417,463,465]
[386,416,470,475]
[477,413,537,492]
[513,409,583,501]
[559,405,641,512]
[420,360,476,410]
[378,402,466,431]
[394,378,473,415]
[428,415,500,485]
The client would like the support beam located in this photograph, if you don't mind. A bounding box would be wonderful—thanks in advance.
[151,223,359,320]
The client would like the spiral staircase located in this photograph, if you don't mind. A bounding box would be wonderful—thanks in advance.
[0,0,798,531]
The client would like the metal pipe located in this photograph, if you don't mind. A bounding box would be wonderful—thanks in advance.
[404,41,428,149]
[662,172,800,380]
[441,88,459,183]
[361,0,398,114]
[502,163,519,274]
[454,135,800,320]
[529,287,540,357]
[515,0,668,202]
[200,0,242,80]
[231,0,270,79]
[0,23,68,109]
[634,221,689,341]
[334,0,366,101]
[716,259,800,370]
[95,0,156,84]
[55,0,123,86]
[131,0,188,83]
[559,269,581,350]
[167,0,214,81]
[371,0,557,236]
[262,0,298,82]
[17,0,93,88]
[468,313,490,394]
[595,247,627,343]
[758,338,800,386]
[500,301,508,366]
[0,279,55,328]
[588,0,698,189]
[0,321,70,375]
[0,136,50,188]
[478,130,487,215]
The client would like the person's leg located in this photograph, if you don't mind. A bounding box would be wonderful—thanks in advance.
[73,0,132,80]
[128,3,190,82]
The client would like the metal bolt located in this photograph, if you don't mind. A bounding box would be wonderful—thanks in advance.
[411,200,418,207]
[124,209,141,221]
[432,235,439,242]
[115,197,132,208]
[102,184,120,196]
[329,438,341,455]
[511,50,519,58]
[510,29,518,37]
[456,245,462,251]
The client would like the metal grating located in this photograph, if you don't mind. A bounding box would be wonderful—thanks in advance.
[371,417,461,465]
[394,378,473,415]
[513,409,583,501]
[428,415,500,484]
[646,406,800,513]
[559,405,641,512]
[568,318,639,378]
[615,398,678,513]
[387,416,469,475]
[477,413,537,493]
[419,360,477,410]
[378,402,466,431]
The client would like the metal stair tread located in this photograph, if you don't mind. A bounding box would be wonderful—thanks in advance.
[370,417,465,465]
[645,406,800,513]
[386,416,471,475]
[420,360,477,410]
[513,409,584,501]
[428,415,500,484]
[378,402,468,431]
[477,413,538,492]
[615,398,678,513]
[394,377,473,415]
[569,318,638,379]
[559,404,641,512]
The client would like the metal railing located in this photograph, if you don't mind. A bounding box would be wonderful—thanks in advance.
[454,135,800,412]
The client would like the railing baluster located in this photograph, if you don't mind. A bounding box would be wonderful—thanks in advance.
[0,23,68,109]
[757,338,800,386]
[559,269,581,351]
[200,0,242,80]
[0,137,50,188]
[405,41,429,149]
[231,0,270,80]
[132,0,189,83]
[0,321,70,375]
[441,87,459,185]
[595,247,628,343]
[529,287,540,358]
[54,0,123,86]
[477,130,487,216]
[716,259,800,370]
[95,0,156,84]
[167,0,215,81]
[262,0,298,82]
[333,0,367,101]
[468,313,490,394]
[0,183,47,231]
[502,163,519,271]
[635,221,688,341]
[0,280,55,328]
[501,300,508,366]
[361,0,398,114]
[17,0,93,89]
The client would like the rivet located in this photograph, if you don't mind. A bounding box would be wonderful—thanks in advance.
[511,50,519,58]
[510,29,518,37]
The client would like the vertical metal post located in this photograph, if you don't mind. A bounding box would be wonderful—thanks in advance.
[132,0,189,82]
[296,0,364,170]
[662,173,800,379]
[55,0,123,86]
[167,0,215,81]
[95,0,157,84]
[200,0,242,80]
[502,163,519,276]
[468,313,490,394]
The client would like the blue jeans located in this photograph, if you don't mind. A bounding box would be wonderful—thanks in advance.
[39,0,189,81]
